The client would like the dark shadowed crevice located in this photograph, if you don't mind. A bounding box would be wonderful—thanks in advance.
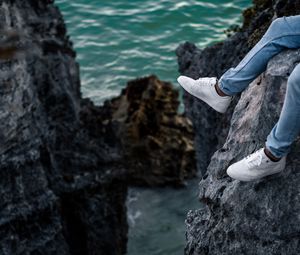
[60,194,88,255]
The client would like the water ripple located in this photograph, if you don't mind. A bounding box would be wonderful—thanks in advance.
[56,0,252,107]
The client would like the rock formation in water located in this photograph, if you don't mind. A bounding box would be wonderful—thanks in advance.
[0,1,127,254]
[177,0,300,254]
[102,75,196,187]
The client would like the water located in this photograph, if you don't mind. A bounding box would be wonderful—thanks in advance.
[126,179,201,255]
[56,0,251,105]
[55,1,252,254]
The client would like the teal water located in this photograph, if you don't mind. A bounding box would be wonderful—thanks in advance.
[126,178,201,255]
[56,0,251,105]
[55,1,252,254]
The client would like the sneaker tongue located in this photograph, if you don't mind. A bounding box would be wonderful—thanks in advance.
[209,77,217,84]
[248,155,262,168]
[246,149,264,168]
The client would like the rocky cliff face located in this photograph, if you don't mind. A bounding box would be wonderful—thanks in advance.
[0,1,127,254]
[185,49,300,255]
[176,0,300,175]
[177,0,300,254]
[0,0,198,254]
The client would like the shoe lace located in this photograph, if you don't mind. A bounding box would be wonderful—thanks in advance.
[245,150,263,168]
[196,77,216,87]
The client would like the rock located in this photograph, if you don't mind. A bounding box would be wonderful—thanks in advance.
[176,0,300,254]
[102,75,197,187]
[175,27,249,176]
[185,48,300,255]
[176,0,300,176]
[0,1,127,254]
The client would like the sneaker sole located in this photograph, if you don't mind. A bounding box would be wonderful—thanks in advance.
[227,168,284,182]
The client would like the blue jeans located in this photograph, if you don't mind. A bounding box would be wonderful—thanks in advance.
[219,15,300,158]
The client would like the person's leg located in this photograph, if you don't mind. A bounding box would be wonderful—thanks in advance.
[219,15,300,96]
[177,15,300,115]
[227,63,300,181]
[266,63,300,158]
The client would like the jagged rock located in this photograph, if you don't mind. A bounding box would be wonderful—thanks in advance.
[176,0,300,254]
[0,1,127,254]
[102,75,197,187]
[185,48,300,255]
[175,26,248,176]
[176,0,300,176]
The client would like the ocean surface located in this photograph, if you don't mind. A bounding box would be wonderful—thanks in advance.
[56,0,251,105]
[55,1,252,254]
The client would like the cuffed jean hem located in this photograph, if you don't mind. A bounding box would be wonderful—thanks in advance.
[265,143,290,158]
[218,80,236,96]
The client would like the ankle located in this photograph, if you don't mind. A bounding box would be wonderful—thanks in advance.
[264,147,281,162]
[215,82,229,97]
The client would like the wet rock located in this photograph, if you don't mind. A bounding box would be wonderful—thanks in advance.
[102,75,197,187]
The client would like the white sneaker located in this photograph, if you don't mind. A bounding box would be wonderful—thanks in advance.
[226,148,286,182]
[177,76,232,113]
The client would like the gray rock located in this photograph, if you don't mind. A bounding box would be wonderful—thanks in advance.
[176,32,249,176]
[176,0,300,176]
[0,1,127,254]
[184,49,300,255]
[176,1,300,254]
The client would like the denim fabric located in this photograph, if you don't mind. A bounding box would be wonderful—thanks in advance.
[220,15,300,157]
[266,63,300,157]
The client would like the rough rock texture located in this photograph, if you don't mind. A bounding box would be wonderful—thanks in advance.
[185,49,300,255]
[102,75,196,187]
[176,0,300,175]
[176,0,300,254]
[0,1,127,254]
